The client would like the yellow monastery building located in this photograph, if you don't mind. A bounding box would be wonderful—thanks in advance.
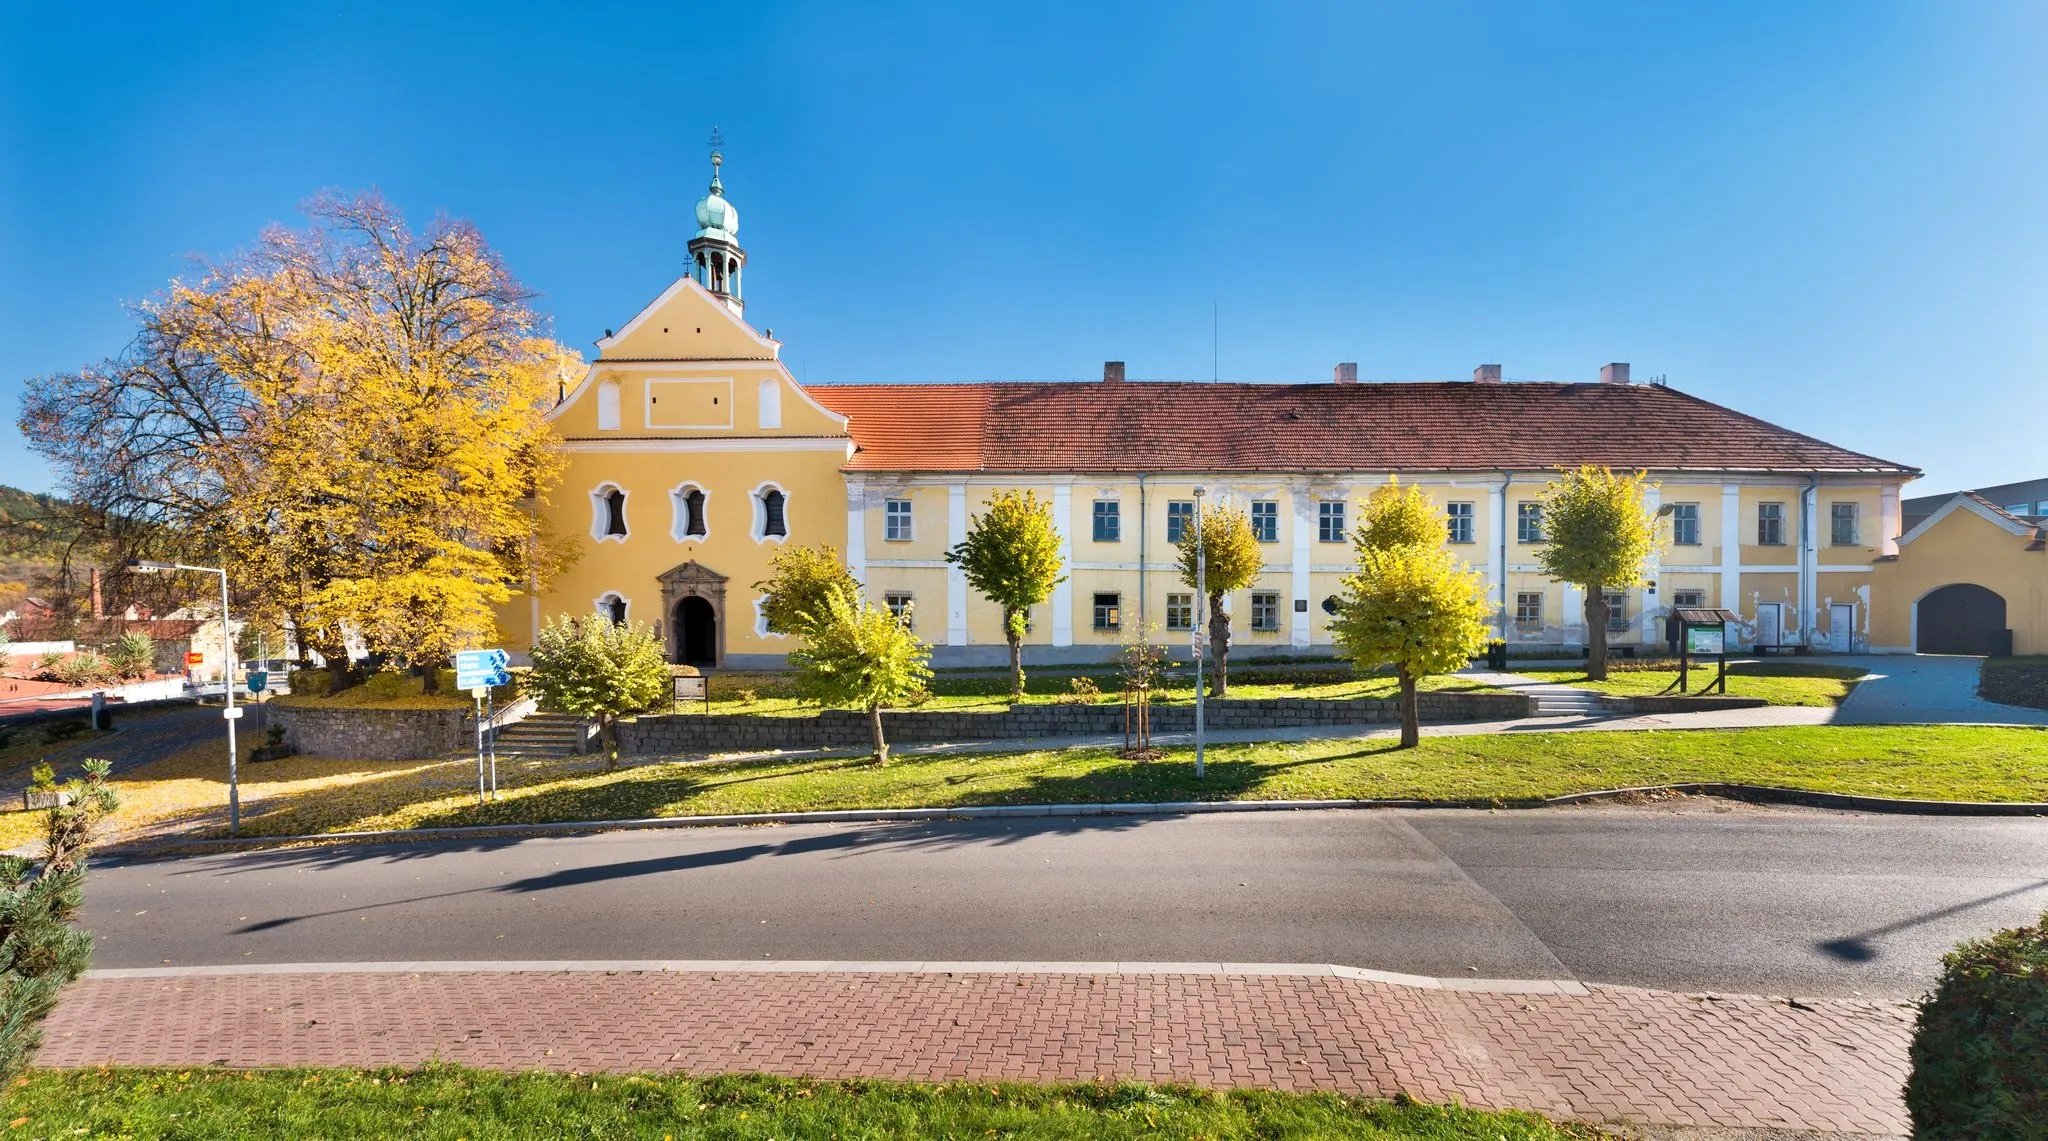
[502,151,1926,667]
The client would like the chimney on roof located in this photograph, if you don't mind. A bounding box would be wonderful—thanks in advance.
[1333,362,1358,384]
[1600,362,1631,385]
[1103,361,1125,383]
[90,566,104,621]
[1473,363,1502,384]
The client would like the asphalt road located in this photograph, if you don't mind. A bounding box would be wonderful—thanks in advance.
[82,804,2048,998]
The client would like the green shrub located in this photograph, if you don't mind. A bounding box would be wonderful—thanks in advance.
[105,632,155,679]
[363,670,409,701]
[289,668,332,698]
[55,653,112,688]
[32,652,65,681]
[434,667,460,694]
[1055,675,1103,705]
[1906,909,2048,1136]
[39,720,86,742]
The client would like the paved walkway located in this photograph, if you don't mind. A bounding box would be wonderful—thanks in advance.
[41,964,1911,1133]
[1832,654,2048,726]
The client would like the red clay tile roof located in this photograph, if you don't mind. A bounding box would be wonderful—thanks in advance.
[804,380,1916,476]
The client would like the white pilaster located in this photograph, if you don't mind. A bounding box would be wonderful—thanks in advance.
[1800,480,1819,645]
[844,476,868,588]
[947,482,968,646]
[1051,484,1073,647]
[1289,483,1312,647]
[1879,483,1902,557]
[1561,583,1585,646]
[1639,484,1661,643]
[1488,477,1508,635]
[1720,482,1742,614]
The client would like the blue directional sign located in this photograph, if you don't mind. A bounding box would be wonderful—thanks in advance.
[455,648,511,690]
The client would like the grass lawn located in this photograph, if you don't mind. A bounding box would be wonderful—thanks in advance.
[1982,656,2048,711]
[703,665,1487,717]
[49,723,2048,842]
[5,1067,1597,1140]
[1518,660,1866,706]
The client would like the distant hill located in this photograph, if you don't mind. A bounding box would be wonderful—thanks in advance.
[0,485,75,609]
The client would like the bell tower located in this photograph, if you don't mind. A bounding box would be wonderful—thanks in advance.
[689,128,745,317]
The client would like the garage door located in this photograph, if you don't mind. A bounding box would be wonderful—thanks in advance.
[1916,584,2008,655]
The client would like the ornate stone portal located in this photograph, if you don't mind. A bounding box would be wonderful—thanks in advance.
[658,560,727,668]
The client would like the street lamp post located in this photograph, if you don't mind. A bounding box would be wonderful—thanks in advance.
[1191,486,1207,779]
[127,559,239,833]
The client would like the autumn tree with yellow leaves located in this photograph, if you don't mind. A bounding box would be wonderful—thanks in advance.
[19,192,578,687]
[1329,481,1492,748]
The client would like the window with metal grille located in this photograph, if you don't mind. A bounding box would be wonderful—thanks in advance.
[1604,590,1628,632]
[1165,592,1193,630]
[1830,502,1858,546]
[1250,591,1280,631]
[1318,500,1346,543]
[1092,500,1120,542]
[884,591,914,628]
[1092,592,1121,630]
[761,489,787,538]
[1672,589,1705,609]
[1516,501,1544,543]
[1445,501,1474,544]
[1250,500,1278,543]
[600,593,627,625]
[1515,592,1543,629]
[1166,500,1195,544]
[679,488,706,537]
[884,498,913,541]
[1757,503,1785,546]
[1668,503,1699,546]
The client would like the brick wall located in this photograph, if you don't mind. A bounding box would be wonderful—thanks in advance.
[274,706,468,761]
[617,692,1534,756]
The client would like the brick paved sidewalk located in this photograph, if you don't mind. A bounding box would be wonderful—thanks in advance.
[40,967,1911,1134]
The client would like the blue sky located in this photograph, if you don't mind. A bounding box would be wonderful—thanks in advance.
[4,1,2043,496]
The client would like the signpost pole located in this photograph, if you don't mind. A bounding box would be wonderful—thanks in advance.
[487,688,498,799]
[473,690,486,805]
[1191,486,1207,780]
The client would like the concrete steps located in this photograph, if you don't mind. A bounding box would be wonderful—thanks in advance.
[492,713,588,758]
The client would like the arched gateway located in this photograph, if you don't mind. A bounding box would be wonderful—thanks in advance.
[1916,583,2007,656]
[658,561,727,668]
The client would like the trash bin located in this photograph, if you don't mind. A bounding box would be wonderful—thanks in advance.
[1485,640,1507,670]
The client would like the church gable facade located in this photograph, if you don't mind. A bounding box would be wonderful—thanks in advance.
[503,150,1921,667]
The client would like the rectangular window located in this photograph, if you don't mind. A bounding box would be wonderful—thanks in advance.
[1604,590,1628,632]
[1318,500,1346,543]
[1250,500,1279,543]
[1515,591,1543,630]
[1092,592,1121,631]
[1668,502,1699,546]
[1672,589,1705,609]
[1445,501,1474,544]
[884,498,913,541]
[1757,502,1785,546]
[1165,592,1193,631]
[1166,500,1195,544]
[1516,501,1544,544]
[1092,500,1120,543]
[1250,591,1280,631]
[883,591,914,628]
[1830,502,1859,546]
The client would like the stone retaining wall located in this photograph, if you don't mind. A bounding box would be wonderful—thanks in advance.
[1603,695,1767,714]
[618,691,1534,756]
[273,705,467,761]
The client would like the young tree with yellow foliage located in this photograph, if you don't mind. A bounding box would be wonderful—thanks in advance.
[946,490,1065,701]
[1174,503,1263,697]
[1329,481,1491,748]
[788,586,934,765]
[20,192,578,687]
[1534,465,1661,681]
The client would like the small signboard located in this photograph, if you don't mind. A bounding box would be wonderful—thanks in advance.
[184,651,205,667]
[247,671,268,694]
[455,647,511,690]
[1685,626,1725,655]
[674,675,707,704]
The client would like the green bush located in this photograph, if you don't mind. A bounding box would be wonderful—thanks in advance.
[1906,910,2048,1136]
[363,670,409,701]
[434,667,459,694]
[289,669,333,698]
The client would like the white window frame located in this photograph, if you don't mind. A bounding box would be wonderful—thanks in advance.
[1445,501,1475,544]
[1515,591,1543,630]
[1317,500,1346,543]
[884,591,915,628]
[589,482,629,543]
[1672,589,1706,609]
[594,591,630,625]
[751,481,791,544]
[1668,502,1700,546]
[884,498,915,542]
[1603,589,1628,632]
[1092,592,1122,631]
[1091,499,1121,543]
[596,379,622,431]
[669,482,711,543]
[1830,502,1859,546]
[1166,500,1195,544]
[1516,501,1545,544]
[1165,592,1193,631]
[1250,590,1280,631]
[1757,502,1786,546]
[1250,500,1279,543]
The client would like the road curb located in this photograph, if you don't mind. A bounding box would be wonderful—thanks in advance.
[105,781,2048,859]
[82,958,1593,997]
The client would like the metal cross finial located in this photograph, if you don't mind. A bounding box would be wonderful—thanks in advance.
[708,126,724,166]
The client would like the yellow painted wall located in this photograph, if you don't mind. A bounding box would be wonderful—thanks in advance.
[1871,507,2047,653]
